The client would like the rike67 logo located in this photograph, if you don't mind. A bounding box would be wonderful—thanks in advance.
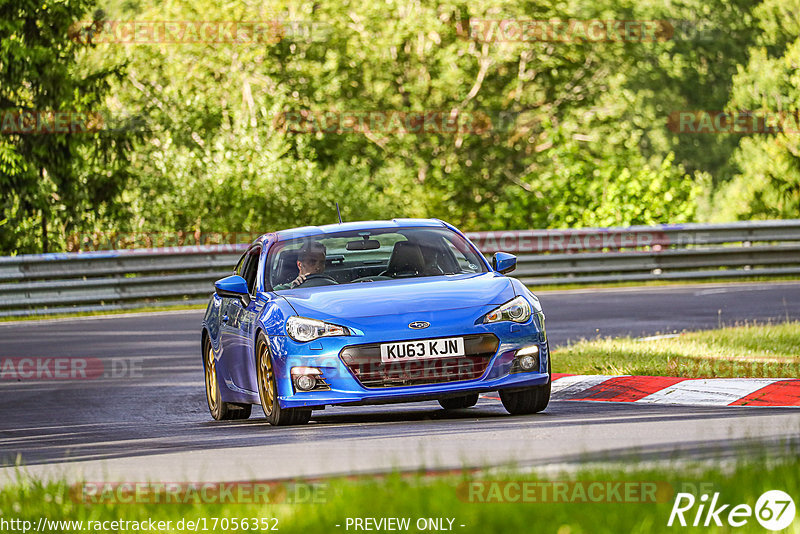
[668,490,796,530]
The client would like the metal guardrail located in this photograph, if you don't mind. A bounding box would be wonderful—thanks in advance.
[0,247,246,317]
[1,220,799,317]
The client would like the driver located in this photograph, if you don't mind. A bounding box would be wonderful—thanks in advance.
[276,241,330,289]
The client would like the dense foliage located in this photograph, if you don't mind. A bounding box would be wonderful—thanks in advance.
[0,0,796,253]
[0,0,135,253]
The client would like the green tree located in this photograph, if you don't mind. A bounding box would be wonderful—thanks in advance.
[0,0,133,254]
[712,0,800,220]
[57,0,767,248]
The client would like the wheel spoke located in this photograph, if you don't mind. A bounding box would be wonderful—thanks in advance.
[259,344,274,414]
[206,345,217,408]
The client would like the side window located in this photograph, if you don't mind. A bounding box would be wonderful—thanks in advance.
[234,252,247,276]
[241,247,262,295]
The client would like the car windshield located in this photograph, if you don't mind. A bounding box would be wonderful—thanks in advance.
[267,227,488,290]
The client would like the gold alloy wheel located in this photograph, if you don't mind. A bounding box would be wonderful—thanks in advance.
[258,342,275,415]
[205,343,218,411]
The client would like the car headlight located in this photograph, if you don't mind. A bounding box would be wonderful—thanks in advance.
[286,316,351,342]
[483,296,532,324]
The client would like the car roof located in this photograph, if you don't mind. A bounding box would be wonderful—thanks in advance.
[265,218,448,243]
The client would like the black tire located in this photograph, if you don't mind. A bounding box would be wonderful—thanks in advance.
[256,332,311,426]
[499,356,551,415]
[438,394,479,410]
[204,336,252,421]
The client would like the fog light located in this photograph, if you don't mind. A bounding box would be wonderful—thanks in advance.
[518,354,537,371]
[514,345,539,372]
[295,374,317,391]
[291,366,322,392]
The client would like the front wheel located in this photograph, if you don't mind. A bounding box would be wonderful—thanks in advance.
[499,358,551,415]
[256,333,311,426]
[204,337,252,421]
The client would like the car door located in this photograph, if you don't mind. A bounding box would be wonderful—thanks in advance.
[218,250,245,358]
[219,245,262,395]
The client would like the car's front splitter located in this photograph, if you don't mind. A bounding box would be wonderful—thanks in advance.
[277,371,550,409]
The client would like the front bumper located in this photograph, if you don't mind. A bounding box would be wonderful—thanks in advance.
[279,370,550,409]
[269,312,550,409]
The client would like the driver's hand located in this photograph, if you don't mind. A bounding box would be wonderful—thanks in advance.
[289,273,307,288]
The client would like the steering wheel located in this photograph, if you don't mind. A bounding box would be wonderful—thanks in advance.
[297,273,338,287]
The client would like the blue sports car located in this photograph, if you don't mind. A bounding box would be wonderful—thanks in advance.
[201,219,550,425]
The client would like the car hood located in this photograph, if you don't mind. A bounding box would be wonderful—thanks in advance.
[278,272,515,321]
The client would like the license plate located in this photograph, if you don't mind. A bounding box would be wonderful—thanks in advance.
[380,337,465,363]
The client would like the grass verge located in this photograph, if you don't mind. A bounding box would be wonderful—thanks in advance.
[2,455,799,533]
[553,321,800,378]
[0,304,206,323]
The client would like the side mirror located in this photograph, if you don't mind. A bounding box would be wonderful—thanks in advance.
[214,275,251,306]
[492,252,517,274]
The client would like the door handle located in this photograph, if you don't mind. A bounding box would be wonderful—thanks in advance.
[222,314,229,323]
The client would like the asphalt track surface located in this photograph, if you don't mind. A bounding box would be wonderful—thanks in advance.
[1,281,799,483]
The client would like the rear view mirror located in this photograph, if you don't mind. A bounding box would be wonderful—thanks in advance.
[346,239,381,251]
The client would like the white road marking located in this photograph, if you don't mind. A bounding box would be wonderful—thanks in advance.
[694,286,773,296]
[636,378,782,406]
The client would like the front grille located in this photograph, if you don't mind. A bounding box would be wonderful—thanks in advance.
[339,334,499,388]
